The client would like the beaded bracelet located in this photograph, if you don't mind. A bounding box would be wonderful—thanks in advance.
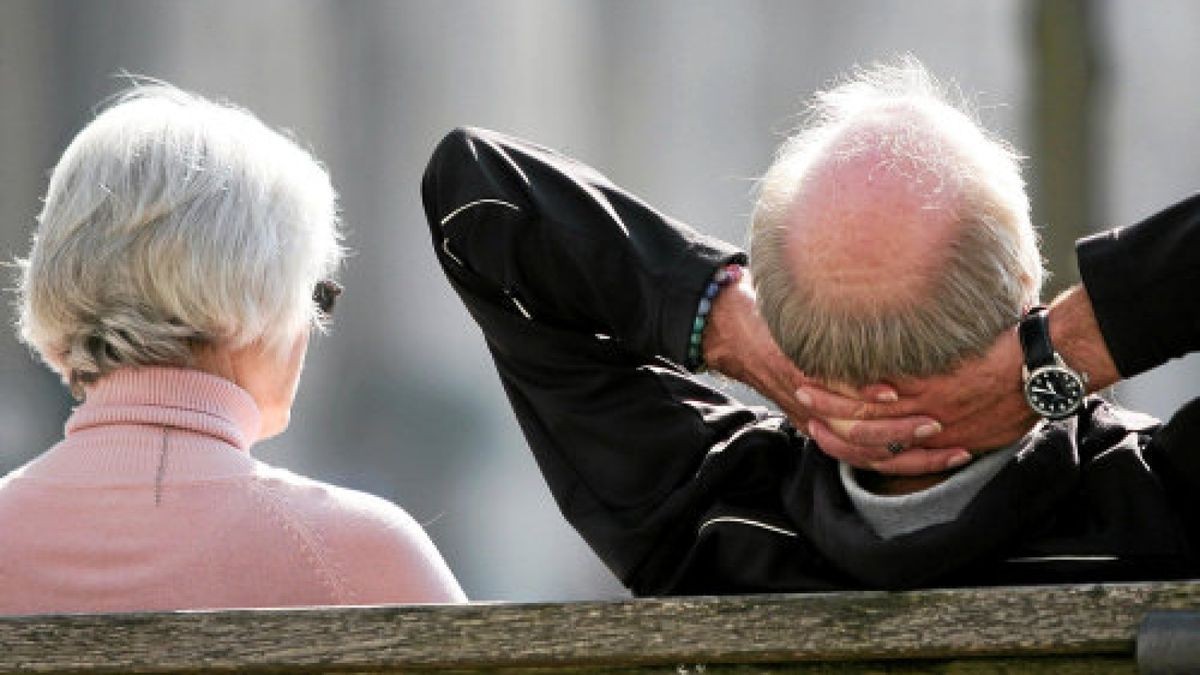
[686,263,744,371]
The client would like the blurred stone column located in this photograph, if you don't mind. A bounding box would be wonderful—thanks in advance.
[1029,0,1104,297]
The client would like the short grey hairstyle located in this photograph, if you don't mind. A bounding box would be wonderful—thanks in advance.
[750,59,1043,385]
[17,84,343,394]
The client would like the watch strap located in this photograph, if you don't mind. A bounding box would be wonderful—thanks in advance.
[1019,305,1055,370]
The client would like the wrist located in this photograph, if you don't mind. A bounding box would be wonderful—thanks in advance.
[1048,285,1120,393]
[703,275,753,376]
[686,264,744,371]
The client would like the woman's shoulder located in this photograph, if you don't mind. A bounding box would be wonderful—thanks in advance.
[245,462,466,603]
[248,462,418,532]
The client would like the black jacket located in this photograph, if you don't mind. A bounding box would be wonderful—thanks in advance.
[423,127,1200,596]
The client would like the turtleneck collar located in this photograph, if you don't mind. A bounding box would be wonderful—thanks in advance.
[67,366,262,450]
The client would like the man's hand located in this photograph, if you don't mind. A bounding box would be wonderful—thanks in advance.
[703,270,972,475]
[795,284,1121,453]
[796,325,1035,452]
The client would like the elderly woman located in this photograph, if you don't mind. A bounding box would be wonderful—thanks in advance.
[0,85,465,613]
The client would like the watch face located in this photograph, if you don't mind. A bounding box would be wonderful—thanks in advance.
[1025,366,1085,420]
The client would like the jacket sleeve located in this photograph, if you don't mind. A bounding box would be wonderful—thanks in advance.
[422,126,743,365]
[421,127,824,595]
[1077,192,1200,378]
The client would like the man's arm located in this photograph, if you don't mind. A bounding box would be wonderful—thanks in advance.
[1076,192,1200,377]
[423,128,799,593]
[806,192,1200,451]
[423,128,738,362]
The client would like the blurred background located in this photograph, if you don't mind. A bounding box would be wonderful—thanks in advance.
[1,0,1197,601]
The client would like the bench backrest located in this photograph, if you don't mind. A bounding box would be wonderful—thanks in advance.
[3,580,1199,673]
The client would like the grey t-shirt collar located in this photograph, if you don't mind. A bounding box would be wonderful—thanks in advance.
[839,440,1025,540]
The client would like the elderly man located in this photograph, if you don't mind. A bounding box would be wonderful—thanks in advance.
[424,61,1200,594]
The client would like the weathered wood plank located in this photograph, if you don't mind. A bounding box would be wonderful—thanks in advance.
[429,657,1136,674]
[422,657,1136,674]
[2,581,1198,673]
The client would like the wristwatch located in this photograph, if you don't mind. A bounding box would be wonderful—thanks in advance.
[1019,305,1087,420]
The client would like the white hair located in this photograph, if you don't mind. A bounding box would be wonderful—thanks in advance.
[750,58,1043,385]
[17,83,344,395]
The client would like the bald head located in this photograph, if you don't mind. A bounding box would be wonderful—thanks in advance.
[783,130,961,315]
[750,60,1042,385]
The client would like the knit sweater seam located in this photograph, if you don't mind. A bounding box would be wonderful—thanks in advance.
[246,479,356,604]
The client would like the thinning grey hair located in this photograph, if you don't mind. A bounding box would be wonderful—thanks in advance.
[750,59,1043,385]
[17,83,344,395]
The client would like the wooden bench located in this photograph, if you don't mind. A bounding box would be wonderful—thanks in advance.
[3,581,1199,673]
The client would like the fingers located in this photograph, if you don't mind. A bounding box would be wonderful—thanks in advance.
[805,419,973,476]
[824,380,862,399]
[857,383,899,403]
[796,381,892,417]
[865,448,975,476]
[931,414,1036,451]
[804,418,902,466]
[825,416,943,447]
[823,381,900,404]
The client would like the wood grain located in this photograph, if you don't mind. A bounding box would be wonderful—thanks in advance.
[3,581,1199,673]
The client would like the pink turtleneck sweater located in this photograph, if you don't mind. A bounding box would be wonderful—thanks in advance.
[0,367,466,615]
